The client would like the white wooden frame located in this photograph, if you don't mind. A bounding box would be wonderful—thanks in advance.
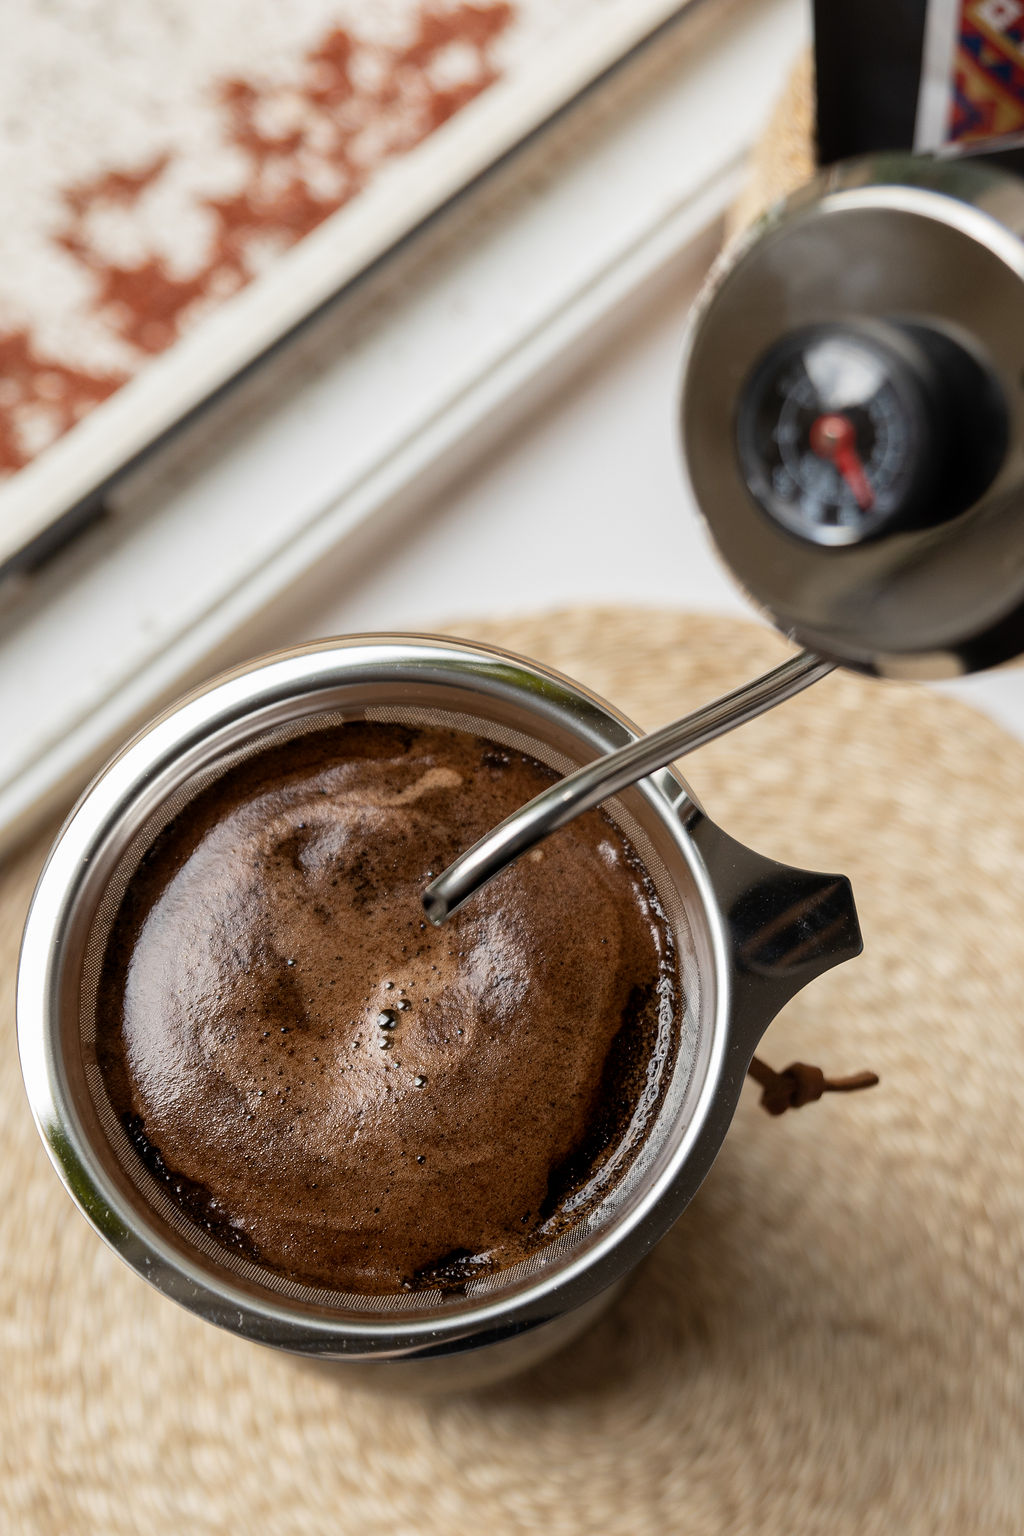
[0,0,808,851]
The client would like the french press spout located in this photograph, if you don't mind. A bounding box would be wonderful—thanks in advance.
[425,151,1024,919]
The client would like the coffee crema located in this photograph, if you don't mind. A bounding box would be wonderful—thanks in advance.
[96,724,679,1294]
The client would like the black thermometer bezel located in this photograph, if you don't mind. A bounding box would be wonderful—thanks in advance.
[735,320,940,547]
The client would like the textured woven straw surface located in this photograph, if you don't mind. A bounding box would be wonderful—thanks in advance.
[3,607,1024,1534]
[726,48,814,237]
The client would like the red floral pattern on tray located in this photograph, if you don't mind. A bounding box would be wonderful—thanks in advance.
[0,3,514,480]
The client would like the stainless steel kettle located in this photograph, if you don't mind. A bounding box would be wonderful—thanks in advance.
[679,151,1024,679]
[426,153,1024,916]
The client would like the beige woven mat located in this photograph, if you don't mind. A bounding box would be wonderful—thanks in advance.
[4,608,1024,1534]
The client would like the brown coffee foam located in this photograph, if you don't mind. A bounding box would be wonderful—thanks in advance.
[5,607,1024,1532]
[96,723,675,1293]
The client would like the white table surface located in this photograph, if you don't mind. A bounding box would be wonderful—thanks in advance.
[254,265,742,639]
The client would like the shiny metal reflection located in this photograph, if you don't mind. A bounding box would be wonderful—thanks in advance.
[424,650,833,923]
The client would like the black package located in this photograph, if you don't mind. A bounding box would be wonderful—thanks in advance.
[814,0,930,164]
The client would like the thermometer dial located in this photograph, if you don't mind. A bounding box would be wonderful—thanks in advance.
[736,324,932,546]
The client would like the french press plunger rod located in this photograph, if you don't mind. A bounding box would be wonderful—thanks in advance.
[425,152,1024,922]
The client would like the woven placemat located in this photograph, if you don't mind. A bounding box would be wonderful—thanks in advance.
[726,48,813,238]
[3,607,1024,1534]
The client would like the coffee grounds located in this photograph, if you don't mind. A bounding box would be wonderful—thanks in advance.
[96,723,678,1294]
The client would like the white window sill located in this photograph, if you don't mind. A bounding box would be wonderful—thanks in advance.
[2,0,818,849]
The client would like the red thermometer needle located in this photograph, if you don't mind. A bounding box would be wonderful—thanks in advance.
[809,412,874,511]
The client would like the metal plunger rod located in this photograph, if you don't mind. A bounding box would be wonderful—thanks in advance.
[423,649,834,924]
